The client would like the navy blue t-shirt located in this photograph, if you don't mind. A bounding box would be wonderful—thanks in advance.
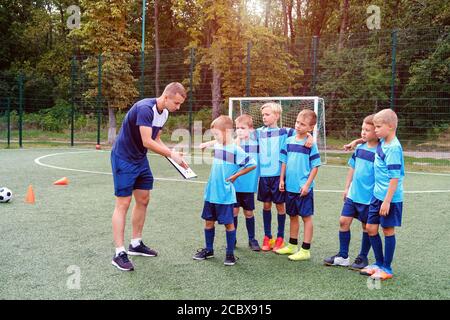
[112,98,168,163]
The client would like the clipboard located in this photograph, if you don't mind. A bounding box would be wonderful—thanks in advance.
[165,157,198,179]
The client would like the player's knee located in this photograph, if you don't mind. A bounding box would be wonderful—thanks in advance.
[366,224,378,236]
[137,195,150,207]
[339,217,351,230]
[243,211,254,218]
[205,220,215,229]
[115,197,132,211]
[275,203,285,212]
[382,227,395,236]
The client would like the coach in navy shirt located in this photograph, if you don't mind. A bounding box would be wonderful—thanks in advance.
[111,82,187,271]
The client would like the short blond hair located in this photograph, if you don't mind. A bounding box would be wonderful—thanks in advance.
[260,102,282,116]
[235,114,254,128]
[298,109,317,126]
[363,114,375,126]
[163,82,187,99]
[211,115,233,130]
[374,109,398,129]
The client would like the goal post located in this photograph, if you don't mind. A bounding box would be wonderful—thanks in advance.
[228,96,327,163]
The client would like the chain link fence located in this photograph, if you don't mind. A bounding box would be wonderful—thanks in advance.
[1,26,448,170]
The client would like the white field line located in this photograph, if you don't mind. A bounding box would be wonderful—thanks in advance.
[33,151,450,193]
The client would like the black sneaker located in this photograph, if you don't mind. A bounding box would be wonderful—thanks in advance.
[193,248,214,260]
[112,252,134,271]
[350,255,369,270]
[128,241,158,257]
[224,254,237,266]
[248,239,261,251]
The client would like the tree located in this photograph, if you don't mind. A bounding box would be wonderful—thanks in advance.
[72,0,139,144]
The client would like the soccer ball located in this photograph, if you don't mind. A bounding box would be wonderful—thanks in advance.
[0,187,13,203]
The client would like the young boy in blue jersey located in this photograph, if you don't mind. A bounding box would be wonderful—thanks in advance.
[276,109,320,261]
[193,116,256,266]
[324,114,378,270]
[257,103,314,252]
[360,109,405,281]
[233,114,261,251]
[110,82,188,271]
[257,102,296,252]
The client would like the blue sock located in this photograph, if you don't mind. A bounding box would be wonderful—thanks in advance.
[369,233,384,267]
[226,230,236,255]
[205,228,215,252]
[383,235,396,272]
[338,231,351,259]
[263,210,272,238]
[245,216,255,240]
[234,216,238,229]
[359,232,371,258]
[277,213,286,238]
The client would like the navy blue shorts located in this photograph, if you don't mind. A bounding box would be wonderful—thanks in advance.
[367,197,403,227]
[285,190,314,217]
[111,152,154,197]
[257,176,285,204]
[234,192,255,211]
[341,198,369,223]
[202,201,234,225]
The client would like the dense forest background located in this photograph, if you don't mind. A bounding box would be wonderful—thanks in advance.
[0,0,449,147]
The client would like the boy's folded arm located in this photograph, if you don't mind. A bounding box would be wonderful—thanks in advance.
[304,132,314,148]
[199,140,217,149]
[343,138,364,151]
[226,165,256,182]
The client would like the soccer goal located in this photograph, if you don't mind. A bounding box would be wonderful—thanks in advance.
[229,96,327,163]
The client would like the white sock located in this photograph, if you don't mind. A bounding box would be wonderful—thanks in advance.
[115,246,126,256]
[131,238,142,248]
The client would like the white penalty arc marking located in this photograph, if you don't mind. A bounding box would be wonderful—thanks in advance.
[34,151,206,184]
[34,151,450,193]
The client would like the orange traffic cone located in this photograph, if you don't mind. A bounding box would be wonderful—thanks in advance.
[25,185,35,204]
[53,177,69,186]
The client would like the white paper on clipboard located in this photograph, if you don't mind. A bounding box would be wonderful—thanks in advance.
[165,157,198,179]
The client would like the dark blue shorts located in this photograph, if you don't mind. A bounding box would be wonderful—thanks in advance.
[202,201,234,225]
[257,176,285,204]
[285,190,314,217]
[111,152,154,197]
[367,197,403,227]
[234,192,255,211]
[341,198,369,223]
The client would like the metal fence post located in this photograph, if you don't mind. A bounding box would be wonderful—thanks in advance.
[390,29,398,110]
[71,56,76,146]
[6,97,11,148]
[97,54,102,145]
[18,73,24,148]
[189,47,195,152]
[140,50,145,99]
[246,42,252,97]
[311,36,319,96]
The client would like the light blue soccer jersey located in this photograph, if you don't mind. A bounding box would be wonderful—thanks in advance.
[204,143,257,204]
[280,136,321,193]
[374,137,405,203]
[257,127,296,177]
[347,143,377,205]
[234,131,259,193]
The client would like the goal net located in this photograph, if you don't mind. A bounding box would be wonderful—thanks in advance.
[229,97,327,163]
